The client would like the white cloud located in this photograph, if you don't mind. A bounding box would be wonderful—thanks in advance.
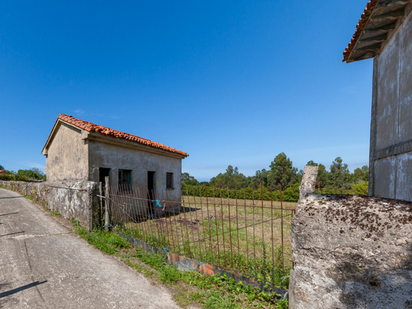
[73,109,85,115]
[23,162,46,170]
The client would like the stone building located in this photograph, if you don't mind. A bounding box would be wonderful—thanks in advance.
[42,114,188,194]
[343,0,412,201]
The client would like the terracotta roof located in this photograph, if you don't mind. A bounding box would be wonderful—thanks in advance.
[58,114,188,157]
[343,0,379,62]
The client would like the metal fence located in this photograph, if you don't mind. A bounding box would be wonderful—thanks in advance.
[104,184,297,289]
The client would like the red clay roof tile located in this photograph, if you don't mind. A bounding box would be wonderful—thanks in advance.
[343,0,379,62]
[58,114,188,157]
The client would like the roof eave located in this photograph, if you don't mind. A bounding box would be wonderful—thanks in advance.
[343,0,412,63]
[41,118,87,155]
[43,115,189,159]
[87,131,189,159]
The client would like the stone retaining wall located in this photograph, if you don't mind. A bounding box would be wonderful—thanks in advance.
[0,180,98,230]
[289,194,412,309]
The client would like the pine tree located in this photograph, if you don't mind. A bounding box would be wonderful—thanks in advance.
[268,153,297,190]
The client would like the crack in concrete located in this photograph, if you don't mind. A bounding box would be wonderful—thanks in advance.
[0,232,72,241]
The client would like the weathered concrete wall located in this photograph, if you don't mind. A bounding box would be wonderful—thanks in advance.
[289,194,412,309]
[88,139,182,199]
[370,9,412,201]
[45,123,89,182]
[0,180,97,230]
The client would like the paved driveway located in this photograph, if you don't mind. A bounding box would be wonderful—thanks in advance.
[0,188,180,309]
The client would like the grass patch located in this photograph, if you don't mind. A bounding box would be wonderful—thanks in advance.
[159,265,181,284]
[117,222,291,288]
[26,194,33,200]
[111,193,295,287]
[72,220,131,255]
[44,206,61,217]
[72,221,288,308]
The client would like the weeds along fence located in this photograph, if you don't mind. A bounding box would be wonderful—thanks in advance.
[105,184,297,289]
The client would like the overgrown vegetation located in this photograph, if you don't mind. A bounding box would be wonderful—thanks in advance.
[182,153,369,202]
[73,219,132,254]
[110,191,295,291]
[118,223,291,289]
[45,206,61,217]
[73,222,288,308]
[182,183,300,202]
[0,166,46,182]
[17,168,46,181]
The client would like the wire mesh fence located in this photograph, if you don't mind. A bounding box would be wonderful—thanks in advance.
[105,184,297,289]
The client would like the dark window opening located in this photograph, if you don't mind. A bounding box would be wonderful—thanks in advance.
[118,169,132,193]
[166,173,174,189]
[147,171,156,210]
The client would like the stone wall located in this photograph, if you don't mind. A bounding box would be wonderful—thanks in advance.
[0,180,98,230]
[289,194,412,309]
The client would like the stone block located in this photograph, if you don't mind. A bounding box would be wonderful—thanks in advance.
[289,194,412,309]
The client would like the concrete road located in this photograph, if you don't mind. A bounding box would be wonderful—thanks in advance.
[0,188,180,309]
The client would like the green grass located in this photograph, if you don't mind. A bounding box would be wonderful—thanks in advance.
[44,206,61,217]
[72,221,288,308]
[115,197,295,268]
[159,265,181,284]
[117,221,291,288]
[73,220,131,255]
[26,194,33,200]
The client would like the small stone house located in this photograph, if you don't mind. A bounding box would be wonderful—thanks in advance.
[343,0,412,201]
[42,114,189,195]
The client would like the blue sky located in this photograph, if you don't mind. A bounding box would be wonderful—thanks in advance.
[0,0,373,181]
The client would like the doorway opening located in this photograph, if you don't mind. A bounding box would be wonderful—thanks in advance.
[99,168,111,190]
[147,171,156,212]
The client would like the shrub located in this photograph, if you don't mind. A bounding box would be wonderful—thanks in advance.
[353,181,369,195]
[159,265,181,283]
[14,174,30,182]
[17,168,46,181]
[181,184,299,202]
[0,174,31,182]
[282,183,300,202]
[0,174,13,181]
[75,226,131,255]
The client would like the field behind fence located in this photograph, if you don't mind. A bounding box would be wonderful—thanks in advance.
[103,184,297,290]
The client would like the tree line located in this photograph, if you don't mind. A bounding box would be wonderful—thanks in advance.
[181,153,369,202]
[0,164,46,181]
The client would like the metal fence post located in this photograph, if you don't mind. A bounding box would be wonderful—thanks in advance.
[105,176,110,231]
[280,185,284,276]
[99,182,103,228]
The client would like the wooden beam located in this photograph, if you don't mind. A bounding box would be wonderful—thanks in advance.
[364,22,397,32]
[376,0,410,8]
[356,43,381,52]
[370,8,405,20]
[351,52,376,62]
[359,33,388,42]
